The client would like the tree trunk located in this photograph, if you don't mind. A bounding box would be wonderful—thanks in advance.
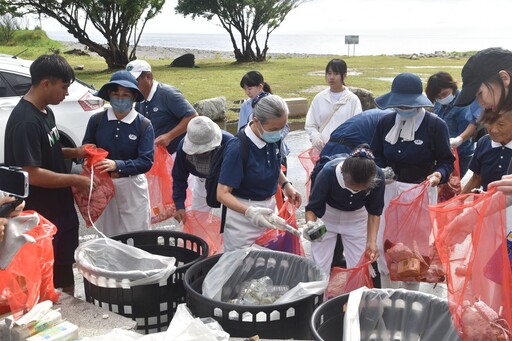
[72,31,130,69]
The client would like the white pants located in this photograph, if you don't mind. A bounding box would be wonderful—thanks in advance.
[311,205,368,274]
[223,197,275,252]
[377,181,437,290]
[96,174,151,237]
[188,175,211,213]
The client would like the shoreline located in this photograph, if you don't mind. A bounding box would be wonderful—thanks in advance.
[60,41,473,61]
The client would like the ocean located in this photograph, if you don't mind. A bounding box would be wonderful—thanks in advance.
[46,30,512,57]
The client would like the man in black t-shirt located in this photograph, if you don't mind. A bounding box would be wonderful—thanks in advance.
[4,54,90,295]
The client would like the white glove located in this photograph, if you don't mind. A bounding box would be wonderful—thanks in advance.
[311,135,325,152]
[244,206,275,229]
[301,220,326,242]
[449,136,463,147]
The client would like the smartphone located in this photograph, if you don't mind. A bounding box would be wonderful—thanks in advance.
[0,166,29,198]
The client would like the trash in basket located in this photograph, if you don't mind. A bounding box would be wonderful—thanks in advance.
[76,231,209,334]
[184,247,328,339]
[310,288,461,341]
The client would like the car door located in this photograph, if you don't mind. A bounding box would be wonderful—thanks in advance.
[0,70,30,164]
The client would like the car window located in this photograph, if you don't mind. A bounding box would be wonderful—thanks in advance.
[1,72,31,96]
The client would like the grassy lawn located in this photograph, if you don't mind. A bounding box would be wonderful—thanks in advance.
[0,30,471,122]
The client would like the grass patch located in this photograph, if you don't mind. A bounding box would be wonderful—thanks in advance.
[0,30,471,122]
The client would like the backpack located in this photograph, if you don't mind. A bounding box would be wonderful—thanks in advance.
[205,129,249,208]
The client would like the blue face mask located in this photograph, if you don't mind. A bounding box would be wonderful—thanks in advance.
[258,121,282,144]
[395,107,419,119]
[110,97,133,113]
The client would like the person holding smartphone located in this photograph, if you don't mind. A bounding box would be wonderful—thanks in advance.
[4,54,90,295]
[0,196,25,243]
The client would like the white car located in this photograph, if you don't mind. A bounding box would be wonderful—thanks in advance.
[0,55,105,168]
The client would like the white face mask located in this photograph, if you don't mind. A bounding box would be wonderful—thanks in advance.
[436,93,455,105]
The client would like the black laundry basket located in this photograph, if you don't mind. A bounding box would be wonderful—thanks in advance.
[81,231,208,334]
[184,250,326,339]
[310,289,461,341]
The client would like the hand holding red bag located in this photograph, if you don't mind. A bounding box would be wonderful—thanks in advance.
[72,145,115,227]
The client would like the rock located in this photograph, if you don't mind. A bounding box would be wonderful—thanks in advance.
[194,96,227,121]
[64,48,89,56]
[170,53,197,68]
[74,65,84,70]
[349,86,376,111]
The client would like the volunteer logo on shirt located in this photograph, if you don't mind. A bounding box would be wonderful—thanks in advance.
[129,134,137,140]
[414,139,424,145]
[47,127,60,147]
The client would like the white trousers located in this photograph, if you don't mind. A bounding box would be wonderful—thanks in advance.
[223,197,275,252]
[376,180,437,290]
[311,205,368,274]
[96,174,151,237]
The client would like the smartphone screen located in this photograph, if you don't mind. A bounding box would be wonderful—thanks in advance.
[0,167,29,197]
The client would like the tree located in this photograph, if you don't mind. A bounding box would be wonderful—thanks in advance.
[175,0,304,62]
[0,0,165,68]
[0,14,21,44]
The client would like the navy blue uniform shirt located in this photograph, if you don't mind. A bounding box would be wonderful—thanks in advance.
[306,158,385,218]
[469,135,512,190]
[82,109,154,175]
[219,124,282,200]
[135,82,196,154]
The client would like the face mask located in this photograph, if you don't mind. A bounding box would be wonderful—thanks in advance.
[436,94,455,105]
[395,107,419,119]
[258,121,282,143]
[110,97,133,113]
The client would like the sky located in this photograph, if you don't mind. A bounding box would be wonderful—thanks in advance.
[40,0,512,37]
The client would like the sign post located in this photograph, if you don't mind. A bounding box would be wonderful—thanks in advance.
[344,35,359,56]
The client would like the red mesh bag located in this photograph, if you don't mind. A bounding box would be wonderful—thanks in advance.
[298,147,320,200]
[146,145,176,224]
[326,254,374,300]
[255,198,304,256]
[183,210,223,255]
[430,190,512,340]
[0,211,59,319]
[438,147,462,203]
[72,145,115,227]
[383,180,445,283]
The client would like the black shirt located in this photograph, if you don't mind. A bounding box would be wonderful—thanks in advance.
[4,98,76,218]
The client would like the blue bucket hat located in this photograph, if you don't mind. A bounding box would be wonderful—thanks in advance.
[375,73,433,109]
[95,70,145,102]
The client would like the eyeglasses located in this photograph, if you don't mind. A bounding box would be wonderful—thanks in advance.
[251,92,270,108]
[350,148,375,160]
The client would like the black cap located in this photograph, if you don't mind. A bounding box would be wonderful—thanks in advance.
[455,47,512,107]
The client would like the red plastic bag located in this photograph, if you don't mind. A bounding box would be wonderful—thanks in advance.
[430,190,512,339]
[255,198,304,256]
[72,145,115,227]
[438,147,461,203]
[146,145,176,224]
[298,147,320,201]
[183,210,223,255]
[326,254,374,300]
[0,211,59,319]
[383,181,445,283]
